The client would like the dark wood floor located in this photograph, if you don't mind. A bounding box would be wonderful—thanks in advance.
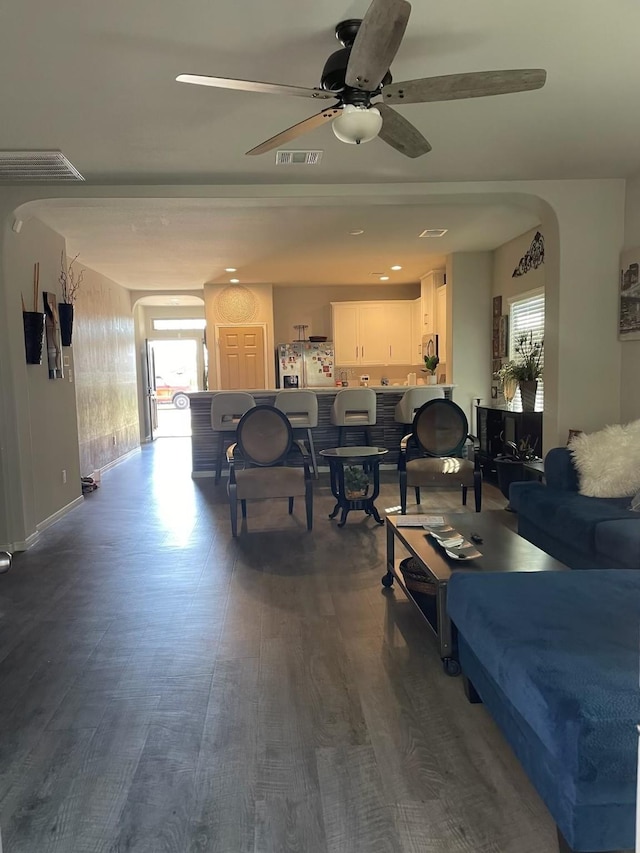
[0,439,560,852]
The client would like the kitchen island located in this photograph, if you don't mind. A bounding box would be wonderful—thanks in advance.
[188,386,454,477]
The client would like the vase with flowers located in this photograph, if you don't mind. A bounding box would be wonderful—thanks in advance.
[58,252,85,347]
[508,332,543,411]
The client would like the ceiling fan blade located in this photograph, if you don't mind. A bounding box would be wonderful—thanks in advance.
[377,103,431,158]
[345,0,411,91]
[176,74,337,101]
[246,107,341,155]
[383,69,547,105]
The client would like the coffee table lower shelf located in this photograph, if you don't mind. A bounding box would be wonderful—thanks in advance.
[382,557,460,677]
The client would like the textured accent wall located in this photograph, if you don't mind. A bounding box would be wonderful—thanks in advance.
[74,267,139,475]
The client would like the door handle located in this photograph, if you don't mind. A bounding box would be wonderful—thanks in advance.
[389,345,392,357]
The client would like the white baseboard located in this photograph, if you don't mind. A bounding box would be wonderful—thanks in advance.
[3,529,40,552]
[37,495,84,535]
[99,445,141,475]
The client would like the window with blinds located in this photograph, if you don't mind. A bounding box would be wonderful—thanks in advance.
[509,291,544,412]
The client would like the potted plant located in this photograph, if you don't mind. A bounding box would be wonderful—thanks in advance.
[422,353,440,385]
[496,360,518,408]
[344,465,369,499]
[58,252,85,347]
[510,332,543,411]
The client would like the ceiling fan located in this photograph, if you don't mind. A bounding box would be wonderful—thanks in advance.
[176,0,546,159]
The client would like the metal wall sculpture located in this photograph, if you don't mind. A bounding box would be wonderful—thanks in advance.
[512,231,545,277]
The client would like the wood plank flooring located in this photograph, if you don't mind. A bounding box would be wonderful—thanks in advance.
[0,439,563,852]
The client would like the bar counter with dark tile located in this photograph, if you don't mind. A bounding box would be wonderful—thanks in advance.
[188,387,454,477]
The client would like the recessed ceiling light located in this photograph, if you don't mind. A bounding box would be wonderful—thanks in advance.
[418,228,448,238]
[380,276,390,281]
[230,278,240,283]
[349,229,364,236]
[391,265,402,271]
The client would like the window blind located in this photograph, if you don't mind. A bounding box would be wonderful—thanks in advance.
[509,292,544,412]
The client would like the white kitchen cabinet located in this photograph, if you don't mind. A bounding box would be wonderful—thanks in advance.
[385,302,414,364]
[358,304,389,365]
[332,300,417,366]
[332,303,360,366]
[420,270,445,336]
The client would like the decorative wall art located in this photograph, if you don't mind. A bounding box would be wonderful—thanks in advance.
[43,291,63,379]
[512,231,545,277]
[498,314,509,358]
[492,295,502,317]
[619,248,640,340]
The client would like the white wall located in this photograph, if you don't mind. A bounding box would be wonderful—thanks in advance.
[447,252,494,427]
[622,174,640,422]
[1,217,81,547]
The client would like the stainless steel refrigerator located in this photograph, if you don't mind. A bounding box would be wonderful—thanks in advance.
[277,342,335,388]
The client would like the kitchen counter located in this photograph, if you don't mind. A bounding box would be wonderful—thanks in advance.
[188,386,455,477]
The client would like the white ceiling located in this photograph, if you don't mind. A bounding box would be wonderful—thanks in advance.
[31,198,539,289]
[4,0,639,289]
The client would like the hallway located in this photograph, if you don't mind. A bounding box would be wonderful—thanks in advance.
[0,439,556,852]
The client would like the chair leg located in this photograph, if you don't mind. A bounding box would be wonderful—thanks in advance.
[229,484,238,537]
[215,432,225,484]
[474,470,482,512]
[288,497,294,514]
[307,428,319,479]
[241,499,247,518]
[305,483,313,531]
[414,486,421,505]
[462,485,468,506]
[400,472,407,514]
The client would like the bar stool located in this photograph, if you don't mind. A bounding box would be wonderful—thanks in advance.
[274,390,319,478]
[394,387,445,428]
[210,392,256,483]
[330,388,377,446]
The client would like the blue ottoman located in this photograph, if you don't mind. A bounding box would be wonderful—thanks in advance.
[447,570,639,853]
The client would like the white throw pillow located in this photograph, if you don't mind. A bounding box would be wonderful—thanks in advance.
[569,420,640,498]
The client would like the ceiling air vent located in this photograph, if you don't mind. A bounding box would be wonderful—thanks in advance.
[418,228,448,238]
[0,150,85,183]
[275,150,323,166]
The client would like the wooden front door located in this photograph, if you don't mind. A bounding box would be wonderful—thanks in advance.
[218,325,266,389]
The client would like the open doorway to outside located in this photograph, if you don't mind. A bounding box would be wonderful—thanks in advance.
[150,339,199,437]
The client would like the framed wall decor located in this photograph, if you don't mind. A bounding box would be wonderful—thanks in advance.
[619,248,640,340]
[498,314,509,358]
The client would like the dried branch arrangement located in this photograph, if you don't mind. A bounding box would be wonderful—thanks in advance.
[59,252,85,305]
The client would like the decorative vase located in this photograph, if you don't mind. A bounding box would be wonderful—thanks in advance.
[428,374,437,385]
[23,311,45,364]
[519,380,538,412]
[58,302,74,347]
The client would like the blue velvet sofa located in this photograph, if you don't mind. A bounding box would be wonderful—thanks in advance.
[509,447,640,569]
[447,570,639,853]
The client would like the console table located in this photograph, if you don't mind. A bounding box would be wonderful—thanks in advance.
[476,405,543,483]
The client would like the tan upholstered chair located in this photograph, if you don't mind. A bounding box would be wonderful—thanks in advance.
[330,388,377,446]
[274,390,319,478]
[394,387,445,427]
[399,398,482,513]
[210,392,256,483]
[227,405,313,536]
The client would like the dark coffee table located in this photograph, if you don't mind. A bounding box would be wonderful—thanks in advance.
[383,511,568,675]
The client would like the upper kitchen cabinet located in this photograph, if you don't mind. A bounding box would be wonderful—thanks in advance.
[332,300,417,366]
[420,270,445,336]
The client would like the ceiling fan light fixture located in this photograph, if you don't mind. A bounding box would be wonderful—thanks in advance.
[332,105,382,145]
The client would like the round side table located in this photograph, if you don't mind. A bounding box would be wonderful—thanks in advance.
[319,446,388,527]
